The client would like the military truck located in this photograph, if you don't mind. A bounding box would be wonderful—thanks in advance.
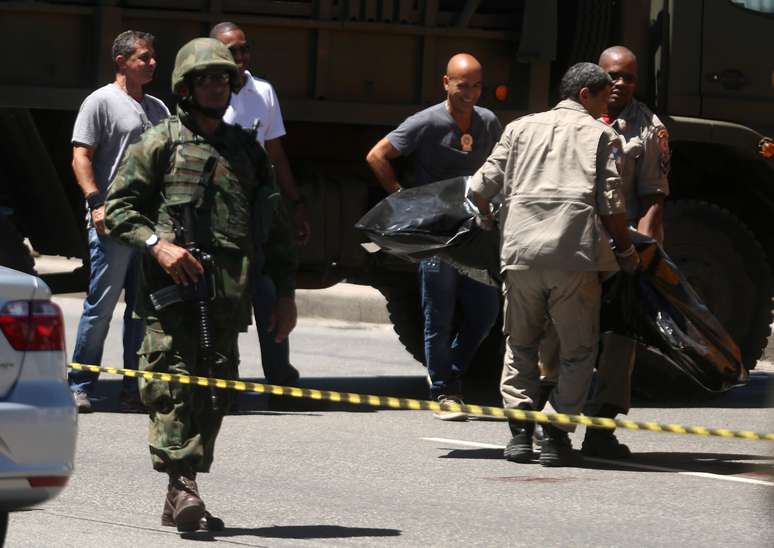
[0,0,772,381]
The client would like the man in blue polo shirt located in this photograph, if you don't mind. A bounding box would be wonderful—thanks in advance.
[366,53,502,420]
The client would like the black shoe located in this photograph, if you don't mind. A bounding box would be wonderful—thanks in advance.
[582,429,631,459]
[504,420,535,462]
[505,432,535,463]
[539,425,574,467]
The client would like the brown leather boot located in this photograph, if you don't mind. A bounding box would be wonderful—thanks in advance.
[161,475,225,531]
[165,474,205,532]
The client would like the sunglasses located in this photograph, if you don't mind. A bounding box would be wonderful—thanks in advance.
[191,72,231,86]
[228,44,250,56]
[608,71,637,84]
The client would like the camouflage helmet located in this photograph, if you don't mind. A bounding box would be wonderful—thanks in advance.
[171,37,239,94]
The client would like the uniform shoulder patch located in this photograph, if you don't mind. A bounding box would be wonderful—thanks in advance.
[609,135,624,173]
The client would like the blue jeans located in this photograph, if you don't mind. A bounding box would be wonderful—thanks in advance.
[419,257,501,399]
[252,274,294,383]
[69,226,144,395]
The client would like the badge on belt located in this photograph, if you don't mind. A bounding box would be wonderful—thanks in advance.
[656,127,671,175]
[461,133,473,152]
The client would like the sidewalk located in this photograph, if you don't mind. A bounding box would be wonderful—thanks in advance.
[34,254,391,324]
[29,255,774,361]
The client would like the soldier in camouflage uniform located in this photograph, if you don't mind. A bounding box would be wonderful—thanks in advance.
[104,38,297,532]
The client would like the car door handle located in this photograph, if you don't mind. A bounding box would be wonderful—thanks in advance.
[706,69,746,90]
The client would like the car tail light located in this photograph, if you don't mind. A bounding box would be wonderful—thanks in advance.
[28,476,69,487]
[0,300,65,351]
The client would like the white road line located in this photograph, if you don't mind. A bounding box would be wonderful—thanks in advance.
[421,437,774,487]
[423,437,505,450]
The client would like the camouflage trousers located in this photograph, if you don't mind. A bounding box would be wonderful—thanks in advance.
[137,315,239,475]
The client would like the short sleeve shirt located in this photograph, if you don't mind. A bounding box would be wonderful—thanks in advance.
[604,99,670,223]
[72,83,169,194]
[387,102,503,186]
[223,70,286,147]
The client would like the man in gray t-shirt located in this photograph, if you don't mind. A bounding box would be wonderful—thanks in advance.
[384,101,502,188]
[69,30,169,413]
[366,53,502,420]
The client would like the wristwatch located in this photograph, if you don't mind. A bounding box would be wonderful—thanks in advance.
[86,191,105,210]
[145,233,160,249]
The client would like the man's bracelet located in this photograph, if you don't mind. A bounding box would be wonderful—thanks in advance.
[615,244,637,259]
[86,191,105,210]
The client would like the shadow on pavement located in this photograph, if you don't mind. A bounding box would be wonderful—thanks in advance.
[632,370,772,409]
[440,448,503,460]
[181,524,402,542]
[439,446,774,479]
[580,451,774,477]
[88,375,430,414]
[81,368,771,415]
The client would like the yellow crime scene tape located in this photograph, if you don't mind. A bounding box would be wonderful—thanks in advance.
[69,362,774,442]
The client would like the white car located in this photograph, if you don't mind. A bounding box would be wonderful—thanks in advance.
[0,266,77,543]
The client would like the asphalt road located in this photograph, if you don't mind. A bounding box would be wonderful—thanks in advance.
[5,295,774,547]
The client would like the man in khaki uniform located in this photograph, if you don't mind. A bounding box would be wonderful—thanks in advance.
[469,63,640,467]
[540,46,671,459]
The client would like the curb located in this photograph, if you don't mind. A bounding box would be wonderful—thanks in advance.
[296,283,389,324]
[34,255,392,325]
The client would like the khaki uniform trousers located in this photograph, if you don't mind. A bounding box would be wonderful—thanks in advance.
[501,269,601,432]
[540,314,636,415]
[138,314,239,476]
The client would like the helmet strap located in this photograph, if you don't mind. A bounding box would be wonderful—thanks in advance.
[178,89,231,120]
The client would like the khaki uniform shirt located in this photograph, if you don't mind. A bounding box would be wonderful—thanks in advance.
[606,99,670,224]
[469,99,626,273]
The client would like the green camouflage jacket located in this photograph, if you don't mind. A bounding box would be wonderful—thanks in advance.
[105,106,297,325]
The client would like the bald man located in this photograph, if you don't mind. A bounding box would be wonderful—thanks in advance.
[599,46,669,241]
[584,45,670,455]
[366,53,503,420]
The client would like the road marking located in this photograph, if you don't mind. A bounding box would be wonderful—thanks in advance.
[421,437,774,487]
[423,437,504,450]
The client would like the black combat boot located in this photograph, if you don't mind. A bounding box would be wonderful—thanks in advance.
[504,420,535,463]
[539,424,574,467]
[532,384,555,446]
[582,404,631,459]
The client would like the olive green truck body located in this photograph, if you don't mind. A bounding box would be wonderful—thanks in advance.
[0,0,772,371]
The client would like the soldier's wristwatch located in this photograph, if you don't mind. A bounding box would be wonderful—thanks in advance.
[145,233,160,249]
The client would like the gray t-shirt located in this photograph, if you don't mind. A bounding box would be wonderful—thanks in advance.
[387,102,503,187]
[72,83,169,194]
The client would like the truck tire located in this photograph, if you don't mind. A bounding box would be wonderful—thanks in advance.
[0,511,7,546]
[379,283,424,365]
[379,282,504,404]
[662,200,773,370]
[0,215,36,275]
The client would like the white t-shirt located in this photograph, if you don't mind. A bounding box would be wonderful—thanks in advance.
[223,70,286,146]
